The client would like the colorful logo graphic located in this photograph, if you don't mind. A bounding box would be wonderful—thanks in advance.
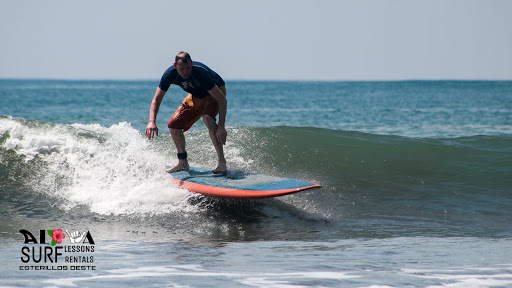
[48,229,65,246]
[19,228,96,271]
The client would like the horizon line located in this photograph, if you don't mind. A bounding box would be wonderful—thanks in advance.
[1,77,511,82]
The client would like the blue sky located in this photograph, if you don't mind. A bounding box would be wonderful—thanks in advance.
[1,0,511,80]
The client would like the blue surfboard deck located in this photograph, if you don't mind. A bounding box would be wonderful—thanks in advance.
[168,166,321,199]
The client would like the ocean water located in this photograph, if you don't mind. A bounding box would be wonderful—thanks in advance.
[1,79,512,287]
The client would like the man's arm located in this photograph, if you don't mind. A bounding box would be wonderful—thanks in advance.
[208,85,227,145]
[146,87,166,140]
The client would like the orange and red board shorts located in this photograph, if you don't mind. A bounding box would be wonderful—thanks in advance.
[168,86,227,132]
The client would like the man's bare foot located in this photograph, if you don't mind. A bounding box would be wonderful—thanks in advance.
[166,160,189,173]
[212,161,227,174]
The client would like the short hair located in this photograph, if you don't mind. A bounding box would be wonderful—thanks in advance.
[175,51,192,64]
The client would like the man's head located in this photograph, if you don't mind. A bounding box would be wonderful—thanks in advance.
[174,51,192,79]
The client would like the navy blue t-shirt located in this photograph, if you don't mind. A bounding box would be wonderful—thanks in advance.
[158,62,225,99]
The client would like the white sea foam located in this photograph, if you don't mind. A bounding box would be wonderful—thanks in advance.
[42,265,359,288]
[0,117,192,215]
[402,267,512,288]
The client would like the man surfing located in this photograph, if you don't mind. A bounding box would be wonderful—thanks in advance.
[145,52,228,174]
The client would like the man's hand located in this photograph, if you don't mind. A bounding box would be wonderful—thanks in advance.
[146,88,166,140]
[65,230,87,244]
[146,122,159,140]
[216,125,227,145]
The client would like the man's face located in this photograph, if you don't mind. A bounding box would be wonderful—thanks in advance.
[174,59,192,79]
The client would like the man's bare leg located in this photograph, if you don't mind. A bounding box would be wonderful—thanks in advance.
[167,128,189,172]
[203,115,227,174]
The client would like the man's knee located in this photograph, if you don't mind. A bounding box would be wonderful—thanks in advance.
[169,127,182,136]
[202,115,216,128]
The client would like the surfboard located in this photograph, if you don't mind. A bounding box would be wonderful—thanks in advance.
[167,166,321,199]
